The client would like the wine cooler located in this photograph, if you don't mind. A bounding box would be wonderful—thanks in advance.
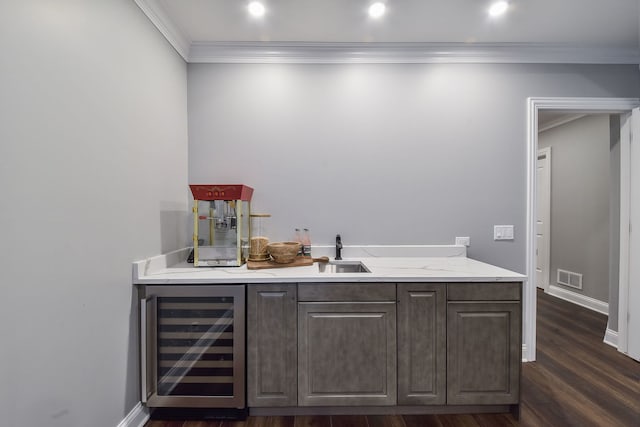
[140,285,245,409]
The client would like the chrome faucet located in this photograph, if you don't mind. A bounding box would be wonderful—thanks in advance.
[335,234,343,260]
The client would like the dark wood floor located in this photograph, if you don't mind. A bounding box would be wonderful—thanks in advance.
[146,289,639,427]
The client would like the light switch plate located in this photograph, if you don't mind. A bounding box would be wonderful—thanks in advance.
[494,225,514,240]
[455,236,470,246]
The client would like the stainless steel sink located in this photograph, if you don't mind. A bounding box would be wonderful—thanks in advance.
[317,260,371,273]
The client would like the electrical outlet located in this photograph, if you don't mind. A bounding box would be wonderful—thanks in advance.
[494,225,514,240]
[455,236,470,246]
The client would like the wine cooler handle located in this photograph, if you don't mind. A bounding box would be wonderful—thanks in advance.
[140,296,150,404]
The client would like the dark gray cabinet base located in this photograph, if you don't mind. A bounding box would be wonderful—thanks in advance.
[246,281,522,415]
[250,404,517,417]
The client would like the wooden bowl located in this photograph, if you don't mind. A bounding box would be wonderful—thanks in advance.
[267,241,301,264]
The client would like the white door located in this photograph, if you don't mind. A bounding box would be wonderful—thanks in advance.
[536,148,551,291]
[620,108,640,362]
[627,108,640,361]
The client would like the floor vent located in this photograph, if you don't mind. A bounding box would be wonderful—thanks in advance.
[557,269,583,289]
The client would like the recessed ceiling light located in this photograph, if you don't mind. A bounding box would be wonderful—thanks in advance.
[248,1,266,18]
[488,1,509,17]
[368,2,386,18]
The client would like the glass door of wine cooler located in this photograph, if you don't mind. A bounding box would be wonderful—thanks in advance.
[140,285,245,408]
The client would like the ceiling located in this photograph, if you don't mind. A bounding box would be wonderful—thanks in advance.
[135,0,640,63]
[538,111,584,130]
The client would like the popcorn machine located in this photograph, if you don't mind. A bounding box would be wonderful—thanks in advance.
[189,184,253,267]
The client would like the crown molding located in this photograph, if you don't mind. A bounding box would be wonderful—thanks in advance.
[134,0,191,61]
[187,42,640,64]
[134,2,640,64]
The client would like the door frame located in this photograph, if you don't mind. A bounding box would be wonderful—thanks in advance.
[536,146,551,292]
[526,97,640,362]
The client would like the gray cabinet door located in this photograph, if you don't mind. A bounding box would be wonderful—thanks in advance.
[247,284,297,407]
[298,302,397,406]
[447,301,521,405]
[397,283,446,405]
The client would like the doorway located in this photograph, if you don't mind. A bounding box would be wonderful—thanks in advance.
[536,113,612,313]
[525,97,640,362]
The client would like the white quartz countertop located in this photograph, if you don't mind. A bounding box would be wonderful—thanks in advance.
[133,247,525,285]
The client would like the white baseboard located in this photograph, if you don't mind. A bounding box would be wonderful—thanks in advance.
[546,285,609,315]
[603,328,619,348]
[117,402,149,427]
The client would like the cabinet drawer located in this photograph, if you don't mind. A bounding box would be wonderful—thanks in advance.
[298,283,396,301]
[447,282,521,301]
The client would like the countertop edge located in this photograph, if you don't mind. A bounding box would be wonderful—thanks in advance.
[134,276,525,285]
[133,248,525,285]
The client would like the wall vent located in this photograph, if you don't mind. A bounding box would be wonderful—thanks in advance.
[557,269,583,289]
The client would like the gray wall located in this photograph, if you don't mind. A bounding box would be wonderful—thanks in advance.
[188,63,640,273]
[538,115,611,303]
[0,1,188,427]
